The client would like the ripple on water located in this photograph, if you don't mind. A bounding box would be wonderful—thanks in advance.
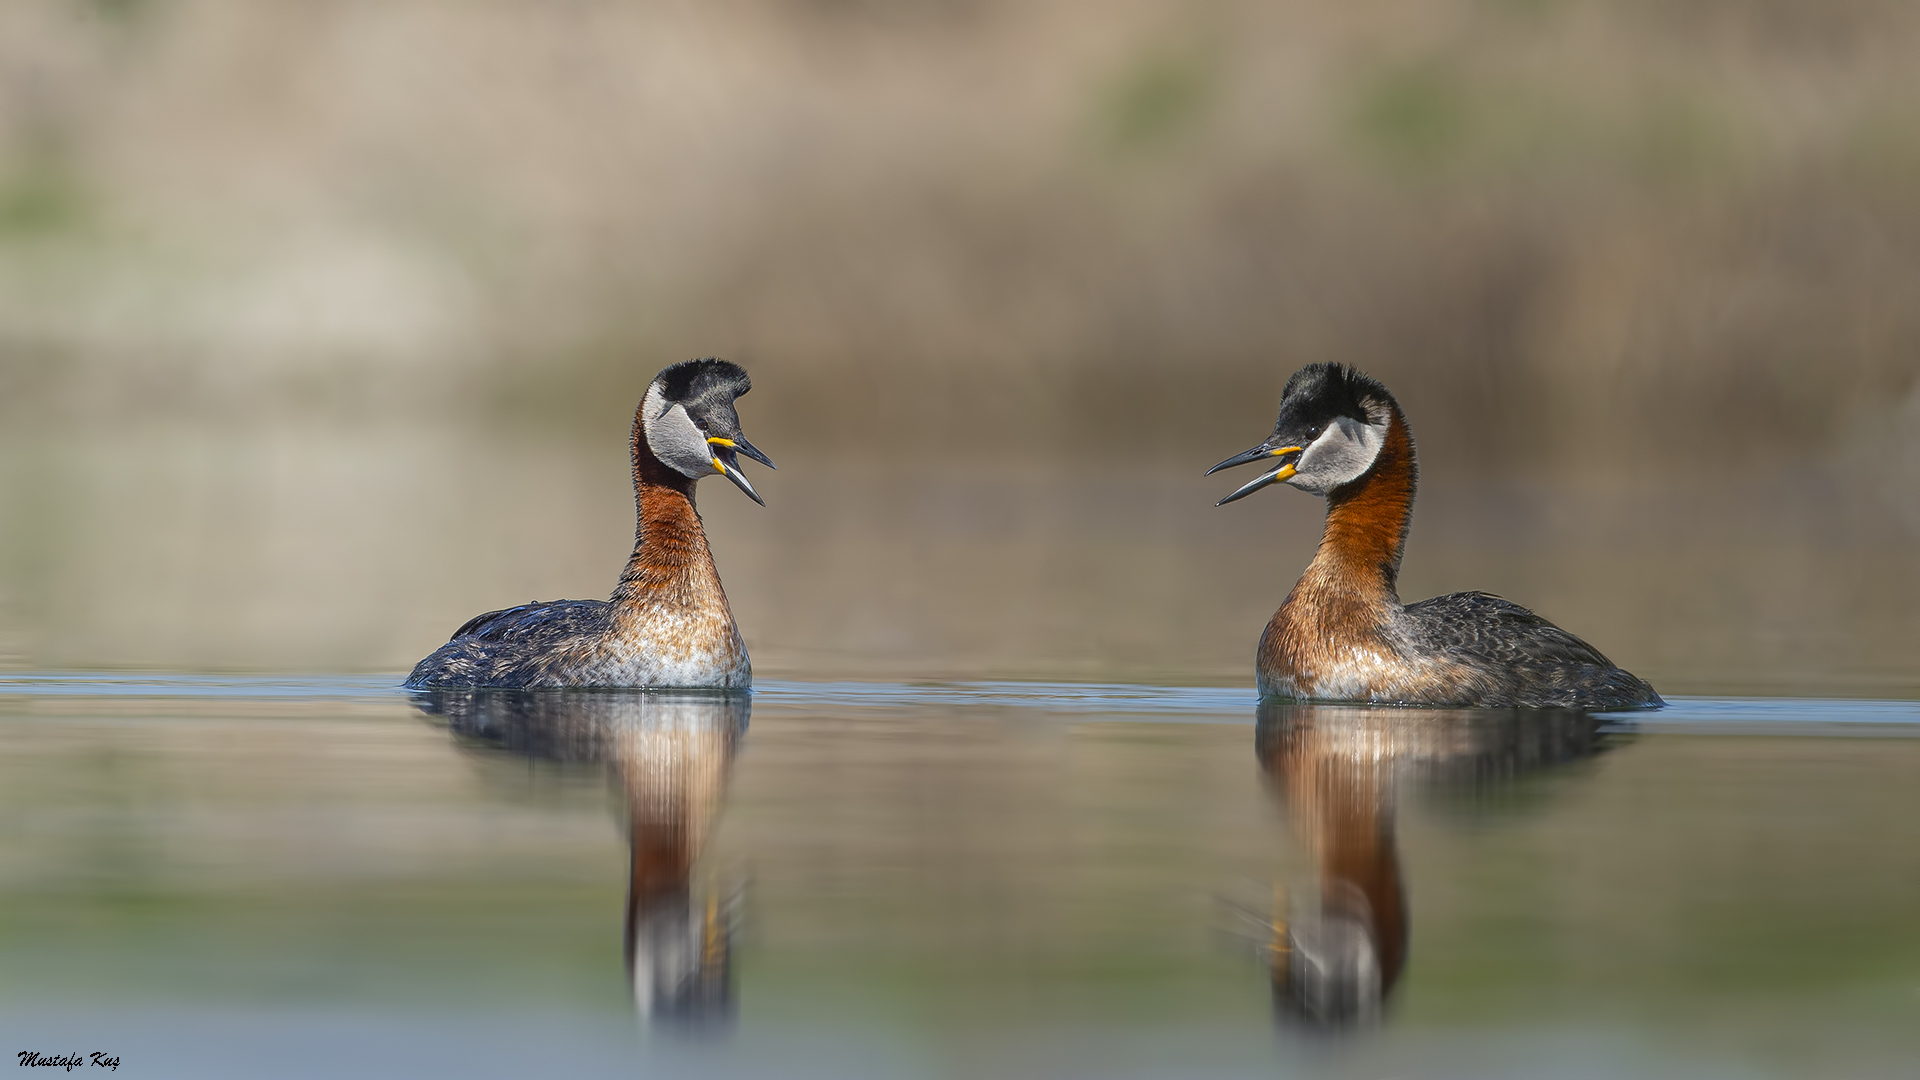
[2,672,1916,732]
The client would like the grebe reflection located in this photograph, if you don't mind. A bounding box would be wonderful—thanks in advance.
[1252,701,1610,1028]
[412,689,746,1029]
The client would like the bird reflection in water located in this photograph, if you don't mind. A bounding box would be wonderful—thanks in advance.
[411,689,747,1030]
[1250,701,1610,1028]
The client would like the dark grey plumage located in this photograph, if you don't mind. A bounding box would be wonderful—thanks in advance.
[1396,591,1661,710]
[406,601,613,689]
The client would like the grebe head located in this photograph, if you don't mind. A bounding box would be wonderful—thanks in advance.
[1207,363,1396,505]
[640,358,776,505]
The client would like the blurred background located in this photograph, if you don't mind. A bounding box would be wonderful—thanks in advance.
[1,0,1916,692]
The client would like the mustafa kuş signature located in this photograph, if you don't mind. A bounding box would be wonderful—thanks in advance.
[15,1053,119,1072]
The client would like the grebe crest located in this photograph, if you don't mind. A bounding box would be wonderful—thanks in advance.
[1208,363,1660,711]
[406,358,774,689]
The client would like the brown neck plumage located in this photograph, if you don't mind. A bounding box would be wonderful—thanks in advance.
[613,412,717,608]
[1309,408,1418,603]
[628,821,693,904]
[1311,764,1407,997]
[1259,717,1409,1000]
[617,724,737,981]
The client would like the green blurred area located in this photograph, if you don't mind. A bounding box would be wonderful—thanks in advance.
[0,0,1915,683]
[1,0,1916,467]
[4,693,1919,1071]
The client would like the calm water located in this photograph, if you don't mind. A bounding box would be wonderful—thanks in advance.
[4,676,1918,1079]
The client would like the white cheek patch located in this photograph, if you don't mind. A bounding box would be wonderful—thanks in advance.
[1287,416,1387,496]
[642,384,721,480]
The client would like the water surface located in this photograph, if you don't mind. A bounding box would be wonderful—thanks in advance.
[4,677,1918,1078]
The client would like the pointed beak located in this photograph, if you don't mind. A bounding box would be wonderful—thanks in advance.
[710,435,775,470]
[713,454,765,505]
[1206,442,1301,477]
[707,436,771,506]
[1207,442,1303,506]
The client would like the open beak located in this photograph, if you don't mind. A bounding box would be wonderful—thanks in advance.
[709,435,775,470]
[1206,442,1302,506]
[708,436,774,506]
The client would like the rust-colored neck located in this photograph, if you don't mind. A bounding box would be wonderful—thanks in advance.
[1312,765,1406,997]
[1260,724,1408,999]
[629,821,692,904]
[614,413,718,607]
[624,817,693,971]
[1307,408,1417,603]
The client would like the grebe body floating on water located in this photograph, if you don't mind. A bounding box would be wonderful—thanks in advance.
[407,358,772,689]
[1208,363,1660,710]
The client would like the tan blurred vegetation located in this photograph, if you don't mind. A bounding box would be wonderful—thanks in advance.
[3,0,1919,466]
[1,0,1917,683]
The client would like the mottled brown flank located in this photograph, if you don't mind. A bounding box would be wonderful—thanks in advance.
[1257,403,1659,709]
[403,398,748,688]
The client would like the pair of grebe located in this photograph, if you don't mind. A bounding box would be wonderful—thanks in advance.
[408,359,1658,710]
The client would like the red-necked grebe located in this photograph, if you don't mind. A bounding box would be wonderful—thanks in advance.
[1208,363,1660,710]
[406,358,772,689]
